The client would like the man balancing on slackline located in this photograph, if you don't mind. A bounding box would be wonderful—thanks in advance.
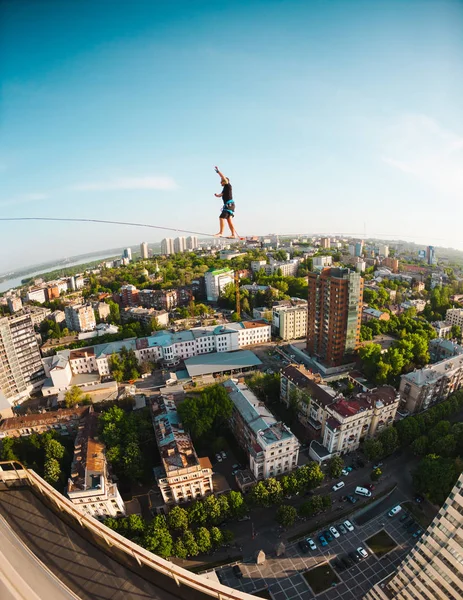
[213,166,239,238]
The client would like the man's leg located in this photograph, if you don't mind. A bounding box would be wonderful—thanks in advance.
[226,216,237,237]
[214,218,226,237]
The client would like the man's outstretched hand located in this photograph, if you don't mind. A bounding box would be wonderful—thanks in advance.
[214,166,219,173]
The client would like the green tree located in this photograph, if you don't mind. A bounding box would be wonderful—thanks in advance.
[188,501,208,527]
[182,530,199,557]
[328,456,344,479]
[107,300,121,324]
[209,526,223,548]
[195,527,212,554]
[363,438,384,462]
[0,437,18,461]
[173,538,188,559]
[203,495,222,525]
[221,529,235,544]
[413,454,460,505]
[411,436,429,457]
[143,528,173,558]
[321,494,332,510]
[44,438,65,461]
[227,490,246,517]
[167,506,189,532]
[43,458,61,485]
[64,385,91,408]
[265,477,283,505]
[249,481,269,507]
[378,427,399,456]
[275,504,297,528]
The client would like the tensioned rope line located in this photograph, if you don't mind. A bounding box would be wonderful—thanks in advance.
[0,216,447,241]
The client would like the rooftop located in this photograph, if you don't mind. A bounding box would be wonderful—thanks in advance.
[223,379,296,447]
[0,407,89,433]
[151,396,201,473]
[68,411,106,493]
[402,355,463,386]
[281,364,335,407]
[185,350,262,377]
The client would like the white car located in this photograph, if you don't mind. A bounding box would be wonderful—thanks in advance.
[343,520,355,532]
[341,468,350,476]
[357,546,368,559]
[388,505,402,517]
[332,481,345,492]
[221,451,227,459]
[329,526,340,539]
[307,538,317,550]
[216,453,222,462]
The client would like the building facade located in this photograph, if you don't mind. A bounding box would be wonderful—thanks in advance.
[366,472,463,600]
[446,308,463,330]
[7,297,22,313]
[67,410,125,519]
[186,236,198,250]
[121,307,169,328]
[151,396,213,506]
[320,237,330,249]
[399,354,463,414]
[140,241,149,259]
[0,406,89,438]
[205,268,234,302]
[307,268,363,367]
[272,305,308,340]
[122,247,132,262]
[120,284,139,308]
[0,314,45,404]
[65,304,96,333]
[161,238,174,255]
[313,255,333,268]
[224,379,299,480]
[173,237,186,253]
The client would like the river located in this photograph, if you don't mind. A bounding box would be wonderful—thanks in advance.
[0,252,118,293]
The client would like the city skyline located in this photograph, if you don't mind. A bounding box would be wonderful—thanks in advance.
[2,0,463,271]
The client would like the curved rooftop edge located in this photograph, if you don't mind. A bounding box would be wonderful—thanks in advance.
[0,461,256,600]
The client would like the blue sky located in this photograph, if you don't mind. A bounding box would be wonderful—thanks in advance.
[1,0,463,271]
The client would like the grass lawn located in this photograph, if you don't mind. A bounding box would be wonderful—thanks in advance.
[365,530,398,558]
[303,563,340,594]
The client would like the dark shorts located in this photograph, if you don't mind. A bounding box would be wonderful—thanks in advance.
[220,209,234,219]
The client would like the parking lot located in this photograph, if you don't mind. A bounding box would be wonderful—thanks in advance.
[217,496,416,600]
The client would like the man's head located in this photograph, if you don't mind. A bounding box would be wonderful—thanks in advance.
[221,178,229,186]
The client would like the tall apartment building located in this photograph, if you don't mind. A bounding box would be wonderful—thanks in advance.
[272,305,308,341]
[307,268,363,367]
[140,241,149,259]
[320,237,330,249]
[7,297,22,313]
[205,268,234,302]
[120,284,139,308]
[224,379,299,480]
[26,287,47,304]
[313,255,333,268]
[365,472,463,600]
[67,410,125,519]
[379,244,389,258]
[138,287,192,311]
[173,237,186,254]
[426,244,436,265]
[65,304,96,333]
[161,238,174,255]
[122,247,132,262]
[151,396,213,506]
[446,308,463,329]
[186,236,198,250]
[399,354,463,414]
[0,314,45,404]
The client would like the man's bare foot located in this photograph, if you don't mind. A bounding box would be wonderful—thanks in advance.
[214,233,223,237]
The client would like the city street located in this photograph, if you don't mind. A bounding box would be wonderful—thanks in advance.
[217,491,415,600]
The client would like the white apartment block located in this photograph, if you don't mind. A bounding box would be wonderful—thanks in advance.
[313,255,333,268]
[173,237,186,253]
[7,297,22,313]
[399,354,463,414]
[161,238,174,255]
[186,236,198,250]
[446,308,463,329]
[264,259,300,277]
[379,244,389,257]
[50,310,66,324]
[65,303,96,333]
[67,411,125,519]
[51,321,269,380]
[0,314,45,406]
[26,287,47,304]
[224,379,299,480]
[251,260,267,273]
[432,321,452,338]
[205,268,234,302]
[272,305,308,340]
[140,241,149,259]
[152,396,213,506]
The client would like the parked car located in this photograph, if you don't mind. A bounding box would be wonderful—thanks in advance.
[357,547,368,559]
[307,538,317,551]
[349,550,361,562]
[341,468,352,476]
[329,526,340,539]
[415,495,424,504]
[373,463,384,469]
[355,486,372,497]
[341,555,353,568]
[238,515,250,522]
[324,530,334,542]
[388,505,402,517]
[343,520,355,532]
[346,495,358,504]
[318,534,328,547]
[332,481,345,492]
[338,523,347,535]
[216,453,222,462]
[298,539,310,554]
[221,451,227,459]
[232,565,243,579]
[232,463,240,470]
[413,528,423,538]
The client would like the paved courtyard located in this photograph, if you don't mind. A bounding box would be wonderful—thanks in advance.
[217,502,416,600]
